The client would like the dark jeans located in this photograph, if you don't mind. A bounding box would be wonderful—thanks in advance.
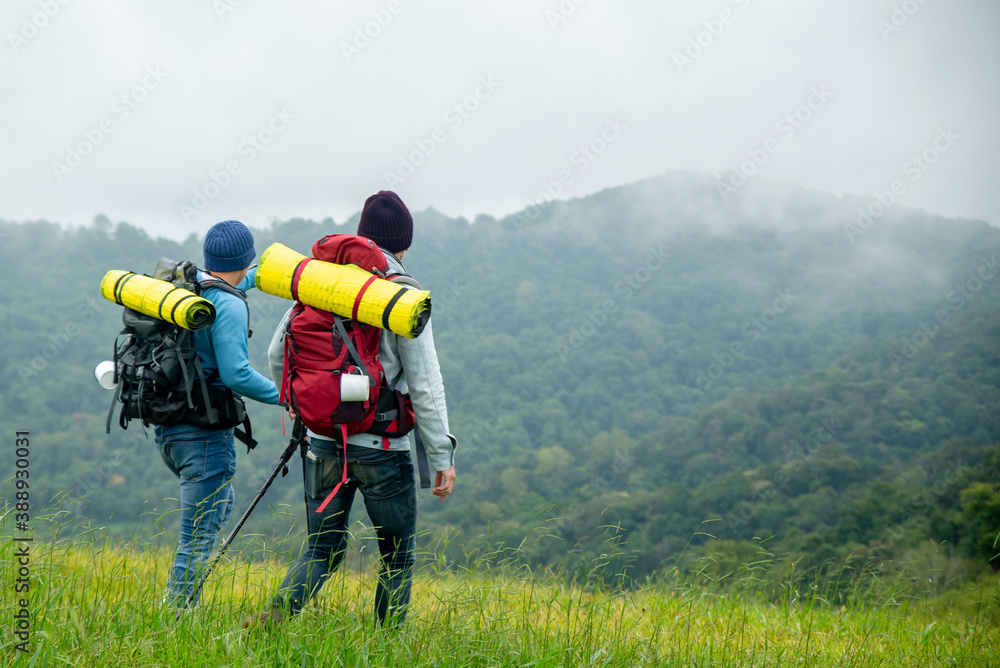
[273,441,417,626]
[154,423,236,609]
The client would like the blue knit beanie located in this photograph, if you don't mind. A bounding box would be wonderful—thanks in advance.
[204,220,256,272]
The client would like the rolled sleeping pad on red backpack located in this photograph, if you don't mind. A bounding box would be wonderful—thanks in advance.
[255,242,431,338]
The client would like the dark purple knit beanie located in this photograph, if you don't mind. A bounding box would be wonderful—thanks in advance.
[357,191,413,253]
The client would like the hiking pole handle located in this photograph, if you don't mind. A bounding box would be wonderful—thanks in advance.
[179,418,305,615]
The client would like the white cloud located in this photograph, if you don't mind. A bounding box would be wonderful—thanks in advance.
[1,0,997,239]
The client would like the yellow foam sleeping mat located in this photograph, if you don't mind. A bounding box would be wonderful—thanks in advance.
[255,243,431,338]
[99,270,216,331]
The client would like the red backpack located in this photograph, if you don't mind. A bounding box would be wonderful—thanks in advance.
[280,234,417,511]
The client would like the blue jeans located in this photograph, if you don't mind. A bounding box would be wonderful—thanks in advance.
[154,423,236,609]
[273,441,416,626]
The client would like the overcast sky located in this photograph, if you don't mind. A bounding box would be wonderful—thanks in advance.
[2,0,998,240]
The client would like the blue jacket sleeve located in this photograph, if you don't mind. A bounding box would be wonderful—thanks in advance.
[209,291,281,405]
[236,266,257,292]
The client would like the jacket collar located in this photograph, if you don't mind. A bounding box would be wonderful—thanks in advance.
[380,247,407,276]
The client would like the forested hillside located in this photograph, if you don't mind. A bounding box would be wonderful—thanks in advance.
[2,173,998,595]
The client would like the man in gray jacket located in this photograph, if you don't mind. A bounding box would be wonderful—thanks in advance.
[251,191,456,628]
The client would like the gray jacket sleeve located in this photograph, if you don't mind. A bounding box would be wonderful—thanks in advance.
[394,316,456,472]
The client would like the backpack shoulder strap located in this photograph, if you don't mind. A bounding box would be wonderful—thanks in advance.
[198,276,252,337]
[198,277,247,301]
[105,328,128,434]
[333,315,375,386]
[387,272,421,290]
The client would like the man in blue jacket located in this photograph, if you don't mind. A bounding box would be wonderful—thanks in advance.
[249,191,456,628]
[155,219,281,611]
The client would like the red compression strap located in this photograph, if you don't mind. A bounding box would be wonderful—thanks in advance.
[315,424,349,514]
[290,258,313,302]
[352,275,378,321]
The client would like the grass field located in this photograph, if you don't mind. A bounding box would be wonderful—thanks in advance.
[3,523,1000,667]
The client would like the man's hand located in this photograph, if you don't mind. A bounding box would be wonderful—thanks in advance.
[433,466,456,501]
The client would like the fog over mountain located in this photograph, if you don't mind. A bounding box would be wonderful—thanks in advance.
[2,172,998,584]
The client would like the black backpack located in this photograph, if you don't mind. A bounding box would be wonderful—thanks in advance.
[104,258,258,450]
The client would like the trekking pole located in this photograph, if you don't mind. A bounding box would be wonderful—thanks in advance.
[179,417,306,616]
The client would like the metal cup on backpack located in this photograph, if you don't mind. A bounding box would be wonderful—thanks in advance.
[340,370,370,402]
[94,360,117,389]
